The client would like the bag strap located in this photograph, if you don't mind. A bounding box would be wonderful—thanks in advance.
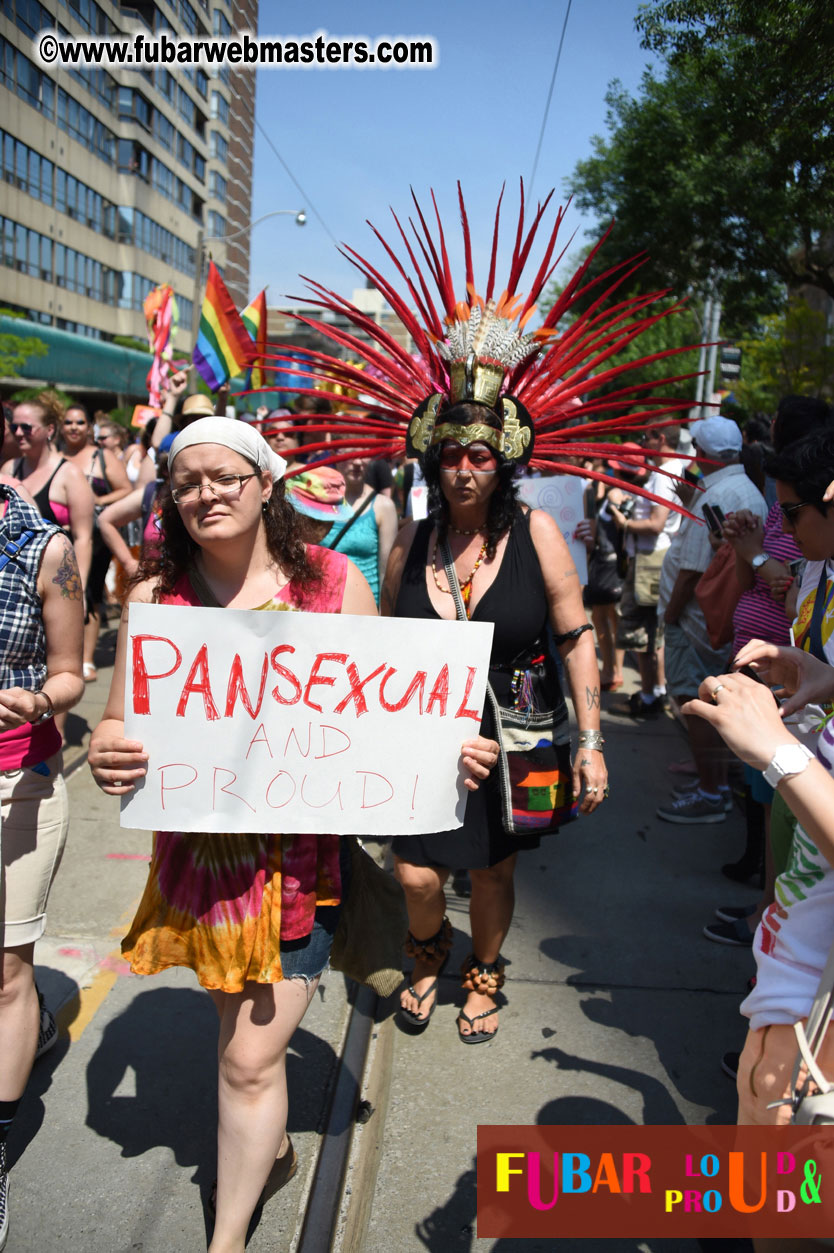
[790,931,834,1107]
[0,529,34,574]
[807,564,831,663]
[441,537,503,723]
[328,490,377,551]
[186,561,222,607]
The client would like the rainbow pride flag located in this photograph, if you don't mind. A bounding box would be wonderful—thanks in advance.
[241,289,268,391]
[193,262,256,390]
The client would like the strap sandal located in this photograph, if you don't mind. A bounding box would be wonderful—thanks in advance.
[457,953,506,1044]
[397,952,449,1033]
[456,1003,500,1045]
[208,1136,298,1216]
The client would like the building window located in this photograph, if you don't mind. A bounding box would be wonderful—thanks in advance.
[207,210,225,239]
[210,91,229,126]
[209,170,226,203]
[210,131,228,163]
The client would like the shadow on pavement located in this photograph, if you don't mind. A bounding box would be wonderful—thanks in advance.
[11,965,81,1165]
[412,1152,700,1253]
[538,934,741,1124]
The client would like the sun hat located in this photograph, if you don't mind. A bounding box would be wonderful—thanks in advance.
[181,393,216,419]
[286,467,353,522]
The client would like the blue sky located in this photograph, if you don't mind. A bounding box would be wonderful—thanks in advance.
[249,0,658,308]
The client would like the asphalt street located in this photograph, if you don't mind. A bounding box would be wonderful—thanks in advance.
[8,620,755,1252]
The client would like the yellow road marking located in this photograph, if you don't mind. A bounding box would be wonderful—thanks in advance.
[56,958,120,1042]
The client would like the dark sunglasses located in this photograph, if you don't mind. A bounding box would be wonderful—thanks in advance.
[10,422,34,436]
[779,499,818,525]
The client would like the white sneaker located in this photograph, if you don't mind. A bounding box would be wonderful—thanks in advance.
[656,791,727,824]
[671,780,733,813]
[35,988,57,1060]
[0,1141,9,1252]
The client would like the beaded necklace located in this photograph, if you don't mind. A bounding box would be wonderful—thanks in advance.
[431,536,487,617]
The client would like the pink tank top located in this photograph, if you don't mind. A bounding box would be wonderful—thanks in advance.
[159,544,349,940]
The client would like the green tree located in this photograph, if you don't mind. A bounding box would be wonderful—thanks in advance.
[733,300,834,413]
[0,309,48,379]
[567,0,834,327]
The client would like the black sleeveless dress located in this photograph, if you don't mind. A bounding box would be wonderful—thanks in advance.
[392,507,569,869]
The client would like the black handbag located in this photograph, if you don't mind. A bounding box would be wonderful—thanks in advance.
[441,540,577,837]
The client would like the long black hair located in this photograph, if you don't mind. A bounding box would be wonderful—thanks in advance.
[422,403,518,559]
[136,474,322,603]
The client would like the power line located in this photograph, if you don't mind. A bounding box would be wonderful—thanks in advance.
[255,118,339,246]
[528,0,573,194]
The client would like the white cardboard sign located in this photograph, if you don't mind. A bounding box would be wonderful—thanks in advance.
[121,603,494,836]
[516,475,588,584]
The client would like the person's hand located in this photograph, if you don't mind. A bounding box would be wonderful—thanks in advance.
[608,503,627,530]
[256,405,269,420]
[607,488,626,508]
[214,383,230,414]
[769,573,794,604]
[164,369,188,399]
[573,748,608,814]
[681,673,798,771]
[720,508,757,541]
[0,687,47,729]
[824,481,834,504]
[724,514,765,563]
[573,519,596,551]
[460,736,500,792]
[707,529,724,552]
[732,640,834,716]
[89,733,149,794]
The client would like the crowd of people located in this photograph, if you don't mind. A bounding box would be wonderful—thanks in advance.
[1,376,833,1252]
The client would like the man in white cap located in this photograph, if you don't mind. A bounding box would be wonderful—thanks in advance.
[656,417,768,824]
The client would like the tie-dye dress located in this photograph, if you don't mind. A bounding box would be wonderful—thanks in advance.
[121,546,349,993]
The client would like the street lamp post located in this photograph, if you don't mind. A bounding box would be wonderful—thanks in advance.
[191,209,307,347]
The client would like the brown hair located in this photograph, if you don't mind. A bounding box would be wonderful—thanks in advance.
[135,476,323,604]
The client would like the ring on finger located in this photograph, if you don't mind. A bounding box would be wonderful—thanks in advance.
[710,683,725,704]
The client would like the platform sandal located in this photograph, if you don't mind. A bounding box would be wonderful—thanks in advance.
[457,954,505,1045]
[396,917,453,1033]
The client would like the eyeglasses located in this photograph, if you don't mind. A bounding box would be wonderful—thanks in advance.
[10,422,34,436]
[171,473,258,505]
[779,499,817,525]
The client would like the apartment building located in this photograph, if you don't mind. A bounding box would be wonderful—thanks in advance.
[0,0,256,354]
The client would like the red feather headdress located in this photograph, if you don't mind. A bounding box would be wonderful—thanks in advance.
[251,181,700,502]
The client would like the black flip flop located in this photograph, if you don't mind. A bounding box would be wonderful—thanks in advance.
[396,954,449,1033]
[456,1004,499,1044]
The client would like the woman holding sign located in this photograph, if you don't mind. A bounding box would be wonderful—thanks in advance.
[87,418,497,1253]
[274,188,694,1045]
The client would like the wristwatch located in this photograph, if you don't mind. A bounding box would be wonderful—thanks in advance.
[751,553,769,572]
[763,742,814,788]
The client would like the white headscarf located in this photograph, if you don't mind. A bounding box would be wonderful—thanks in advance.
[168,417,287,482]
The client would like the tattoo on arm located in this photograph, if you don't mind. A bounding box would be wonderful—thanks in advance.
[52,539,82,600]
[586,685,600,710]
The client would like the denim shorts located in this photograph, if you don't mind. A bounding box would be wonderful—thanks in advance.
[279,902,341,983]
[278,841,351,984]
